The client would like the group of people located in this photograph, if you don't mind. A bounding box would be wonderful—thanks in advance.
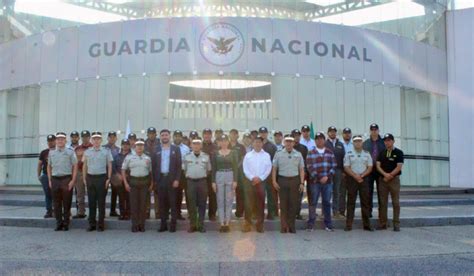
[38,123,404,234]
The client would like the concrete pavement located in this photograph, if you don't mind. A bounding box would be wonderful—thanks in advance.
[0,225,473,274]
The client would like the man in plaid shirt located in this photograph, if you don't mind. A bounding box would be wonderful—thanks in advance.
[306,131,337,232]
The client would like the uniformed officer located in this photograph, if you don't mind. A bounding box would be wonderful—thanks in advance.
[242,133,252,153]
[258,126,278,220]
[214,128,224,146]
[38,134,56,218]
[189,130,199,141]
[229,129,247,218]
[291,129,309,220]
[343,135,374,231]
[47,132,78,231]
[128,133,138,154]
[272,135,305,233]
[173,130,190,220]
[183,138,211,233]
[122,138,153,232]
[103,131,120,217]
[115,139,132,220]
[68,131,80,149]
[376,133,404,232]
[144,128,159,219]
[73,130,92,219]
[202,128,218,221]
[274,131,284,151]
[82,132,113,232]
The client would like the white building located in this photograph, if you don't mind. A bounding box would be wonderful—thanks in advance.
[0,0,472,188]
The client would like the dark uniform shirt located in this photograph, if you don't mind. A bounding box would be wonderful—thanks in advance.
[202,140,218,157]
[263,140,278,160]
[325,139,345,169]
[377,147,404,176]
[103,143,120,174]
[145,138,161,156]
[115,150,131,174]
[39,148,51,175]
[231,142,246,165]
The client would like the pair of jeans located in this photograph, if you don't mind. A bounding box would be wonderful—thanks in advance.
[308,182,333,228]
[216,170,234,225]
[39,174,52,212]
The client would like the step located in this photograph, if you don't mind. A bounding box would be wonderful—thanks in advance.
[1,185,473,196]
[0,193,473,208]
[0,205,473,231]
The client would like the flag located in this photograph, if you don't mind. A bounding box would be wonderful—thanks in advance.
[125,119,131,138]
[310,121,315,138]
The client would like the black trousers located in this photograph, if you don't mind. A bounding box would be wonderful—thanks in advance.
[278,176,300,231]
[51,175,73,227]
[86,174,107,227]
[346,176,371,228]
[176,171,187,216]
[186,178,208,228]
[157,174,178,226]
[110,183,118,213]
[129,176,149,228]
[243,179,265,227]
[367,171,381,215]
[206,174,217,218]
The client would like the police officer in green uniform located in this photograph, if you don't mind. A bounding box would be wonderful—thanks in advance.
[82,132,113,232]
[47,132,78,231]
[272,135,305,233]
[122,138,153,232]
[376,133,404,232]
[183,138,211,233]
[343,135,374,231]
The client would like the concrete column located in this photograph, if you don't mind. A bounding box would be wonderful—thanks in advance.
[0,91,7,185]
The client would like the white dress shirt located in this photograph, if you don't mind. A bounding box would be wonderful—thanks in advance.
[300,137,316,152]
[243,149,272,181]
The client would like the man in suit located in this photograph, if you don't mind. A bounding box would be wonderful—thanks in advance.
[152,129,182,233]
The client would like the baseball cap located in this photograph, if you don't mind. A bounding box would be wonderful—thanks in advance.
[382,133,394,141]
[81,130,90,137]
[315,132,326,140]
[370,123,379,130]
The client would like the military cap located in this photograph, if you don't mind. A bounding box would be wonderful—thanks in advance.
[47,134,56,141]
[91,131,102,138]
[81,130,90,137]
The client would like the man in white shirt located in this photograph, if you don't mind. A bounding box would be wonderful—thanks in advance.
[242,136,272,233]
[300,125,316,152]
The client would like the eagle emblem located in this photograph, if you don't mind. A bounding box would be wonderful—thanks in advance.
[207,36,237,55]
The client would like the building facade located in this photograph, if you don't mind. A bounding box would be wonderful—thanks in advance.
[0,0,472,188]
